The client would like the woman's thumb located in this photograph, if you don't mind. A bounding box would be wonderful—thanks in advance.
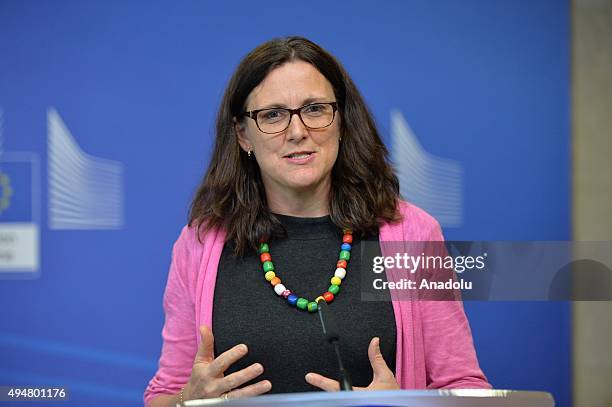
[194,325,215,364]
[368,337,392,378]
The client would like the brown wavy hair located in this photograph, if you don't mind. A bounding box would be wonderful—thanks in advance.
[189,36,401,255]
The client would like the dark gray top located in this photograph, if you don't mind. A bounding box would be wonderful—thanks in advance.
[212,214,396,393]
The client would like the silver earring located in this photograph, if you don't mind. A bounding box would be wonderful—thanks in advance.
[247,150,252,157]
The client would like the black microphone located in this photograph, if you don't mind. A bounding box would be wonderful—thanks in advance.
[316,299,353,391]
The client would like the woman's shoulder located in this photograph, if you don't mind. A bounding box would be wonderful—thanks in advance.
[382,199,444,241]
[172,223,226,259]
[396,199,440,226]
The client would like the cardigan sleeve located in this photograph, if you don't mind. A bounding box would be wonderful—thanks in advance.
[144,226,200,406]
[419,221,491,389]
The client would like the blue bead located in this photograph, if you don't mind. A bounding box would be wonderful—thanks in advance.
[287,294,298,306]
[341,243,351,251]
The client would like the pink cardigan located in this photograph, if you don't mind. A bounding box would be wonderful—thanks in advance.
[144,201,490,405]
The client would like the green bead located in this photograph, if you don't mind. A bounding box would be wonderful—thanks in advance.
[262,261,274,272]
[296,298,308,310]
[258,243,269,254]
[307,302,318,313]
[339,250,351,261]
[329,284,340,295]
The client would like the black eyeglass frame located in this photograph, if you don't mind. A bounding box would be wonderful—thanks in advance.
[241,102,338,134]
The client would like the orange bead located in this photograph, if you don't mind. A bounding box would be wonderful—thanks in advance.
[337,260,347,269]
[271,277,281,286]
[342,234,353,244]
[260,252,272,263]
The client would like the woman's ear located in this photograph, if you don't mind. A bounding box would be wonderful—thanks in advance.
[233,118,252,153]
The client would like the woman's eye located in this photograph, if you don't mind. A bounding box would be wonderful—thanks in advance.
[261,109,286,121]
[303,104,327,115]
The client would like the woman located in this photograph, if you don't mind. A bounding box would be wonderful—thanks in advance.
[144,36,490,406]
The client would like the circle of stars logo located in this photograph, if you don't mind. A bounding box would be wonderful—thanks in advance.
[0,170,13,214]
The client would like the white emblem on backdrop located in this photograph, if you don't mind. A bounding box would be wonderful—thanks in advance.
[390,110,463,227]
[48,108,124,230]
[0,108,41,275]
[0,109,3,155]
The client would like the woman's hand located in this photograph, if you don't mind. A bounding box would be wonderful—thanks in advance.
[183,325,272,401]
[305,337,400,391]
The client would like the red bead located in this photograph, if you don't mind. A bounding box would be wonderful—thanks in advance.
[337,260,347,269]
[342,234,353,244]
[323,291,335,303]
[271,277,281,286]
[260,252,272,263]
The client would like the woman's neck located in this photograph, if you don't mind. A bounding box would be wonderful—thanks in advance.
[264,178,331,218]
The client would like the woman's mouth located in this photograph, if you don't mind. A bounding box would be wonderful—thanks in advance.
[284,151,315,164]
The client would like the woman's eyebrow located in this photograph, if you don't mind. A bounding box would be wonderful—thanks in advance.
[256,97,332,110]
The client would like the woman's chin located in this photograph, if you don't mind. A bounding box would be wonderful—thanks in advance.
[281,176,325,191]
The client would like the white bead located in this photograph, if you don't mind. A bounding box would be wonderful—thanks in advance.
[334,268,347,279]
[274,284,286,295]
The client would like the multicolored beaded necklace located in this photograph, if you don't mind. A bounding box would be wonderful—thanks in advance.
[258,228,353,313]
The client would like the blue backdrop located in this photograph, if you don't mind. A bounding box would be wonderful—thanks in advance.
[0,1,570,406]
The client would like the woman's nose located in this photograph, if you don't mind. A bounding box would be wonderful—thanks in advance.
[285,112,309,142]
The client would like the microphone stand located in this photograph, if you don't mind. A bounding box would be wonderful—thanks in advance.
[316,299,353,391]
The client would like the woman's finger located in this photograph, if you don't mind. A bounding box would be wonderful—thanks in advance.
[208,343,249,376]
[224,380,272,399]
[367,337,400,390]
[219,363,265,393]
[305,373,341,392]
[367,337,392,379]
[194,325,215,365]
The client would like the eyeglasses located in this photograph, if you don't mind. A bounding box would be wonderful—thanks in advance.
[242,102,338,134]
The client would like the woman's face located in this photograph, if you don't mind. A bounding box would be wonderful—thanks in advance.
[236,60,340,197]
